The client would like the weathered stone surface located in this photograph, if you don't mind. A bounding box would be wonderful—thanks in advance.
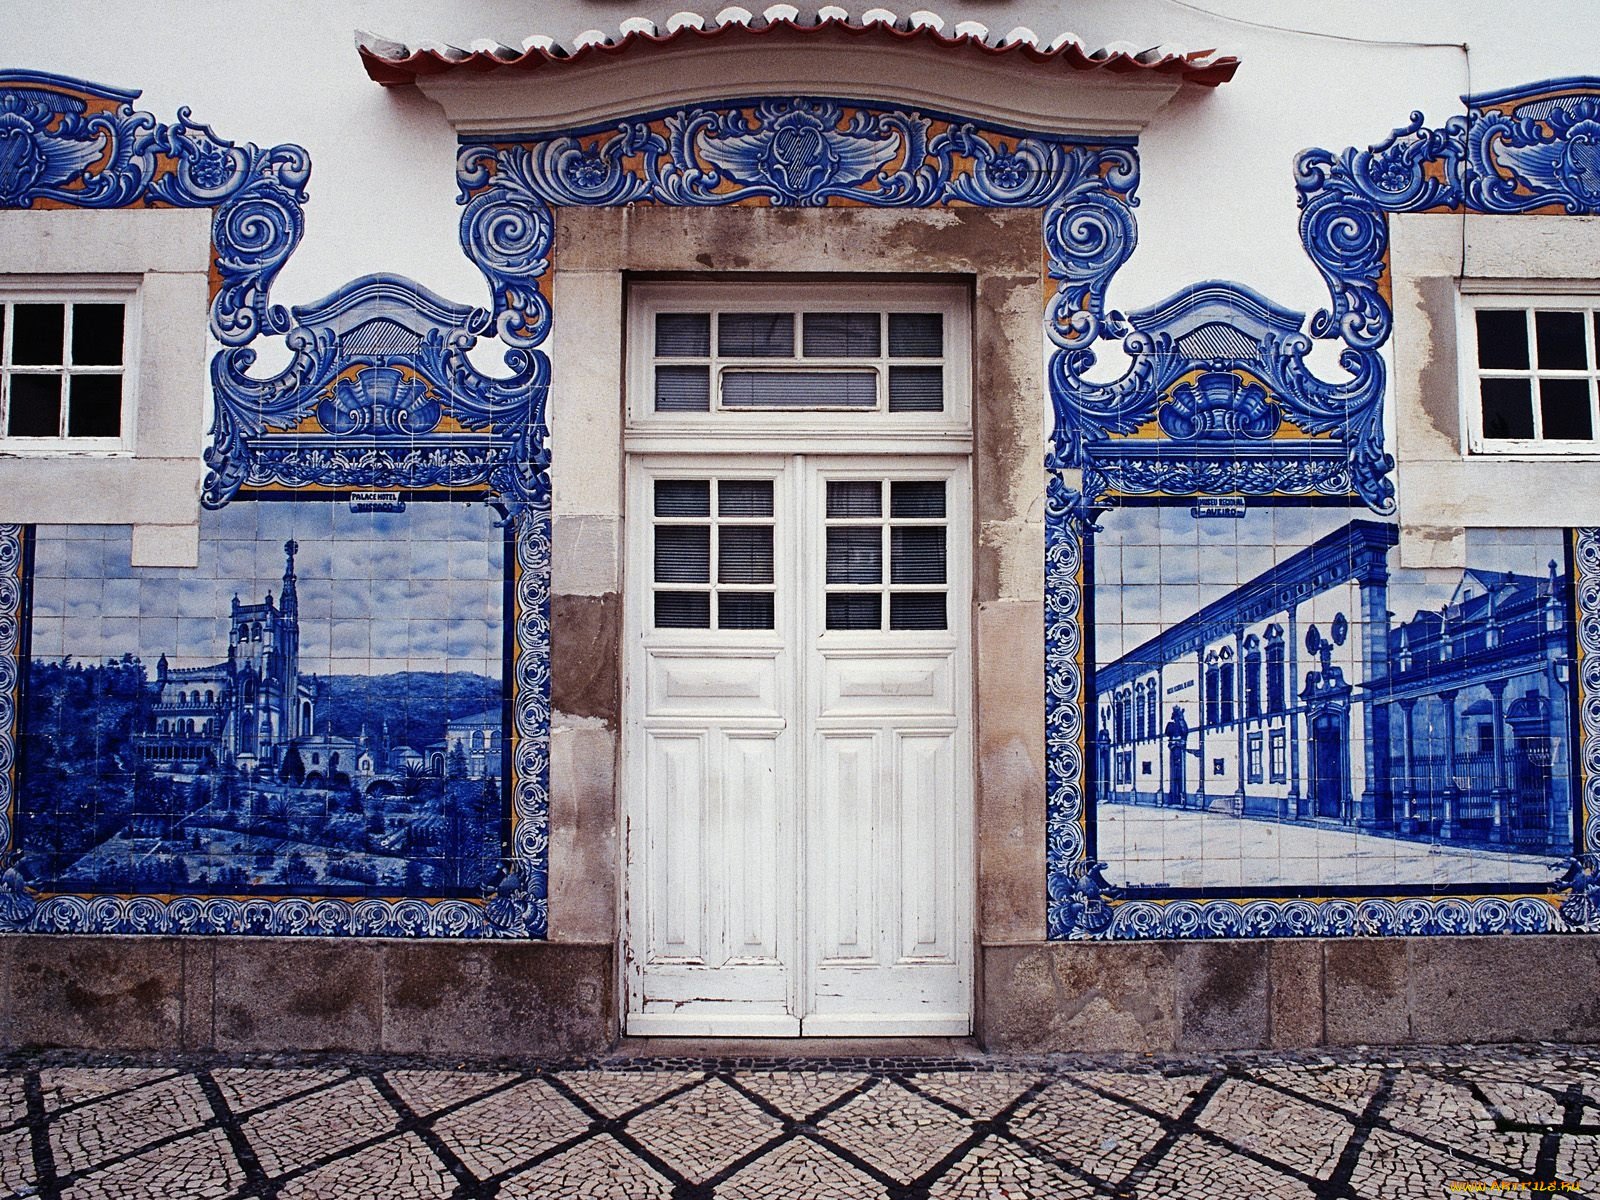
[211,938,382,1052]
[1176,941,1268,1050]
[7,935,183,1050]
[1267,937,1324,1048]
[551,592,621,725]
[1323,939,1411,1046]
[976,601,1046,945]
[1407,935,1600,1044]
[380,941,612,1055]
[982,942,1179,1052]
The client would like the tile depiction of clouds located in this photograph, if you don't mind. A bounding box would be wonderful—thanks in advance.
[28,502,506,675]
[1086,502,1574,893]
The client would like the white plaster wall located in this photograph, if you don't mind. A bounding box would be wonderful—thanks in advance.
[7,1,1586,325]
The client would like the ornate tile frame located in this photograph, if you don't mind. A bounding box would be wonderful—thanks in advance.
[1046,78,1600,938]
[0,72,549,936]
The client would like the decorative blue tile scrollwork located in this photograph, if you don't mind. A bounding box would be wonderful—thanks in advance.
[0,70,310,348]
[458,97,1141,363]
[204,275,550,510]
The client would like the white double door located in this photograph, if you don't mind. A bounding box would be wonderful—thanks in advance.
[624,454,972,1035]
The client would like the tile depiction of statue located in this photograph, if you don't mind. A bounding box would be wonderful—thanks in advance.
[15,502,509,898]
[1088,501,1577,894]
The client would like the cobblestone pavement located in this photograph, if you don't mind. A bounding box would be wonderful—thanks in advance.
[0,1044,1596,1198]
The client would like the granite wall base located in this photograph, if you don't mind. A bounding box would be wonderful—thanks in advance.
[0,936,613,1056]
[981,936,1600,1052]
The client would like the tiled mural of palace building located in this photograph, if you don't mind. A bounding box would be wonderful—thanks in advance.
[136,540,317,775]
[1095,516,1573,857]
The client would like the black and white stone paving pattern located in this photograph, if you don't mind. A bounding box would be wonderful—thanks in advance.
[0,1045,1595,1198]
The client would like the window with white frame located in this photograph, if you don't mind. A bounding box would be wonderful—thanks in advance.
[630,281,968,429]
[0,284,135,450]
[1463,296,1600,452]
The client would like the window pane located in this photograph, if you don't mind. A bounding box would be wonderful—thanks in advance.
[655,365,710,411]
[718,312,793,356]
[1540,378,1594,439]
[827,527,881,583]
[8,375,61,435]
[889,312,943,357]
[1480,378,1533,439]
[719,526,774,584]
[826,480,881,518]
[888,366,943,412]
[891,527,946,584]
[71,303,124,366]
[890,593,947,630]
[67,375,122,437]
[12,304,64,365]
[722,370,876,407]
[718,592,775,630]
[890,480,946,518]
[802,312,880,357]
[1475,309,1529,370]
[717,479,773,516]
[654,526,710,582]
[826,593,881,630]
[655,312,710,356]
[655,591,710,628]
[1535,310,1588,370]
[654,479,710,517]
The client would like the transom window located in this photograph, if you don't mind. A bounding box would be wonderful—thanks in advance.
[1,293,130,447]
[1465,298,1600,451]
[653,308,945,413]
[630,282,968,435]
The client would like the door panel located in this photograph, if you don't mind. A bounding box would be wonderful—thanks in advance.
[625,456,970,1036]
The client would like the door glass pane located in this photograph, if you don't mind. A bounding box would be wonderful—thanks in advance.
[888,366,943,412]
[718,592,775,630]
[656,365,711,411]
[891,527,946,584]
[655,526,710,582]
[722,370,876,407]
[802,312,880,357]
[826,481,881,518]
[826,593,881,630]
[888,312,943,357]
[718,312,793,356]
[890,593,946,630]
[656,312,711,356]
[717,479,773,516]
[719,527,774,584]
[827,528,881,583]
[890,480,945,518]
[655,592,711,628]
[655,479,711,516]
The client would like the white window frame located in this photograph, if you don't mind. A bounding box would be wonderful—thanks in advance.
[626,280,971,455]
[1458,289,1600,456]
[0,276,140,454]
